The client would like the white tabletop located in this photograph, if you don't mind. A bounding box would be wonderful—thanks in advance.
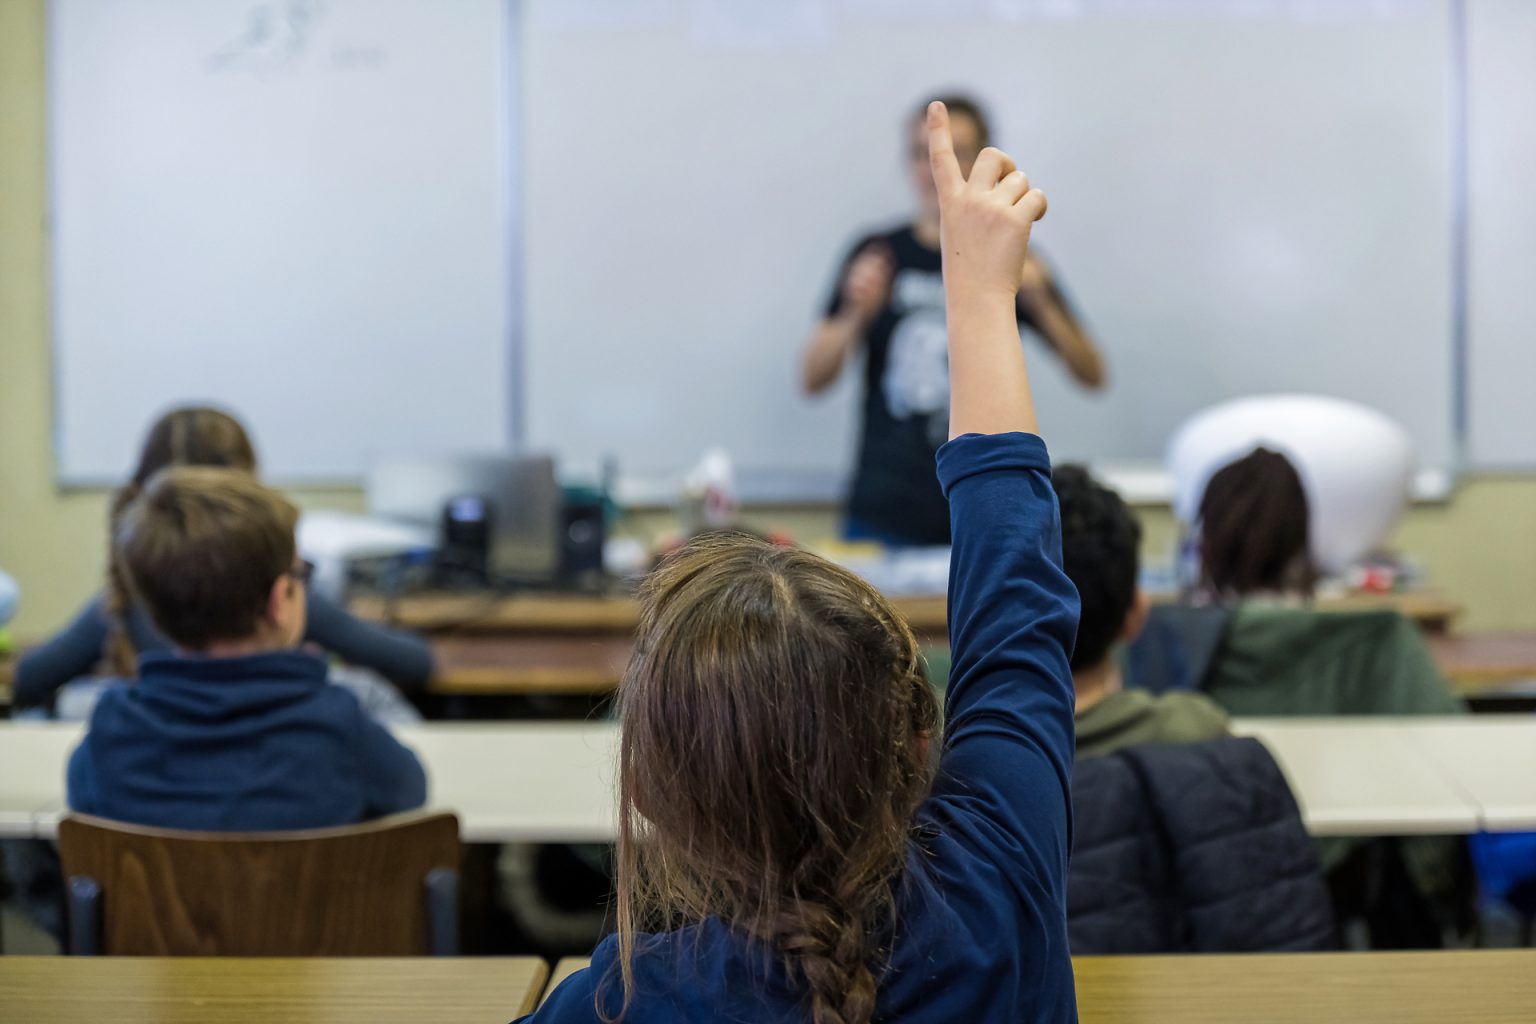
[6,721,620,842]
[1231,718,1484,836]
[1396,718,1536,831]
[2,717,1530,841]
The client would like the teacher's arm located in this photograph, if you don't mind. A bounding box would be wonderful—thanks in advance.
[1017,255,1106,389]
[801,244,893,394]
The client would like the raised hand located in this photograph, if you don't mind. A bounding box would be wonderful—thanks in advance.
[927,102,1048,305]
[928,100,1045,440]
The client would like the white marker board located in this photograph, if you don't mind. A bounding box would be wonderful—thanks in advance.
[50,0,513,483]
[522,0,1456,492]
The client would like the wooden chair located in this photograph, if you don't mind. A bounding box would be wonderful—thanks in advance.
[57,811,461,956]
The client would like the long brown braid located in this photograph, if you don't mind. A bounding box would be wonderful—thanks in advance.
[609,532,941,1024]
[105,407,257,675]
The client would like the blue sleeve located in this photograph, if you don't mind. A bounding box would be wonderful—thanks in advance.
[358,717,428,817]
[513,966,601,1022]
[304,591,435,690]
[14,595,113,708]
[929,432,1079,885]
[66,736,99,815]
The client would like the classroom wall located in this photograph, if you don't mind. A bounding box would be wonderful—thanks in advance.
[3,0,1534,640]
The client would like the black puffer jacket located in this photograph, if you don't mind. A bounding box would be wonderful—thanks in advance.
[1068,736,1335,954]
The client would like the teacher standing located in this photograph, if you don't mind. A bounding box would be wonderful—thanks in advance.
[802,95,1105,546]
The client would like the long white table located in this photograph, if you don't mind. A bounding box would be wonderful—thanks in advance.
[0,717,1530,841]
[0,722,620,843]
[1401,718,1536,831]
[1232,718,1485,837]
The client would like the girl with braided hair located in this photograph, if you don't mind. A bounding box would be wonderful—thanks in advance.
[526,102,1077,1024]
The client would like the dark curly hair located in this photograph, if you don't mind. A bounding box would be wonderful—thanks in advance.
[1052,465,1141,672]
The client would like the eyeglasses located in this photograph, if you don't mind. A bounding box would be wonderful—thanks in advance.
[287,560,316,587]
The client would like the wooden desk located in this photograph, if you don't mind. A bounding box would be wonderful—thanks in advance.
[356,591,952,638]
[541,951,1536,1022]
[1232,717,1483,836]
[0,957,548,1023]
[359,589,1457,638]
[432,634,633,696]
[426,628,1534,701]
[1073,950,1536,1023]
[1427,631,1536,685]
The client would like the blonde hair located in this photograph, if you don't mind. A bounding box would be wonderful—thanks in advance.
[114,466,297,652]
[106,407,258,673]
[611,532,941,1024]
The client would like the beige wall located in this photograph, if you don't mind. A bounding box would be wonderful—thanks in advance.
[4,0,1534,639]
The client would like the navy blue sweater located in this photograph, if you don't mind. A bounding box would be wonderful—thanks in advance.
[67,650,427,831]
[525,432,1080,1023]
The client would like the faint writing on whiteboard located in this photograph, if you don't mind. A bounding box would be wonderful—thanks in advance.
[207,0,324,76]
[208,0,387,77]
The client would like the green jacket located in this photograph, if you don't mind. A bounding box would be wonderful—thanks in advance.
[1075,689,1230,760]
[1203,605,1465,718]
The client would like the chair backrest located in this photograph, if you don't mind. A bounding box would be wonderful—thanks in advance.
[57,811,460,956]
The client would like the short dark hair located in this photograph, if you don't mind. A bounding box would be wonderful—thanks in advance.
[913,93,992,148]
[114,466,298,651]
[1053,465,1141,672]
[1197,447,1315,599]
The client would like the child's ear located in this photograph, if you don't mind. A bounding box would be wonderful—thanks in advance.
[264,575,294,626]
[1119,587,1151,645]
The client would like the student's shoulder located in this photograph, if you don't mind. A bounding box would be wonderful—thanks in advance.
[1148,690,1231,744]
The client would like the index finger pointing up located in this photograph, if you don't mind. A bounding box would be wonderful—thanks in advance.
[927,101,964,195]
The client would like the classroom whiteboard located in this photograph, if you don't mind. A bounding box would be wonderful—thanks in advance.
[1466,0,1536,468]
[50,0,512,483]
[522,0,1457,492]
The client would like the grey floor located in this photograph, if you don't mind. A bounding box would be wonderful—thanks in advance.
[1,903,60,955]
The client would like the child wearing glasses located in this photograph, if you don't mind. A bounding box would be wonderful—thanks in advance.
[67,466,426,830]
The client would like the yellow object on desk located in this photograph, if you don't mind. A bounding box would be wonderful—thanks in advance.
[0,957,549,1024]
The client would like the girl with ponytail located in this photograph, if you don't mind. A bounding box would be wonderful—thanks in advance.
[103,408,257,676]
[14,407,433,709]
[526,103,1078,1023]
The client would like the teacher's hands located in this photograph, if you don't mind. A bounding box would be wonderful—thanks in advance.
[840,244,895,326]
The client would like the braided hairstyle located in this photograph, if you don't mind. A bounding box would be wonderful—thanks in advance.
[105,407,257,675]
[1196,446,1316,601]
[611,532,942,1024]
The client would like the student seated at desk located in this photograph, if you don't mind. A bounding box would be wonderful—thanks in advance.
[1188,447,1469,948]
[14,406,432,713]
[67,467,426,831]
[529,104,1076,1023]
[1052,465,1228,757]
[1190,448,1462,718]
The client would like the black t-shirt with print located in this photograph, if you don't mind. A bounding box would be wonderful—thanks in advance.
[826,224,1045,545]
